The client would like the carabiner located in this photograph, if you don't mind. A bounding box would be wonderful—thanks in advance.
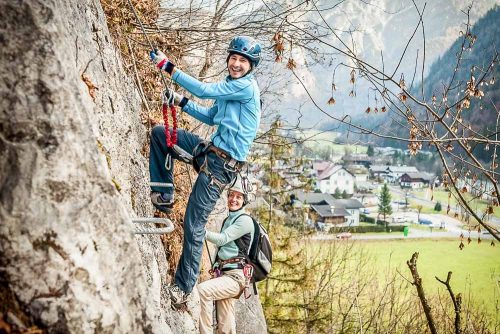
[165,153,172,171]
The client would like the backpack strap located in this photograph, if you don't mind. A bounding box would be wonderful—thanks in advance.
[233,214,258,257]
[213,216,230,264]
[232,214,260,295]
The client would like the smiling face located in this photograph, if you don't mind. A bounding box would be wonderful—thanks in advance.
[227,53,251,79]
[228,190,245,211]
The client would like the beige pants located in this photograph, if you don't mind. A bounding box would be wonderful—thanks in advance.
[198,269,246,334]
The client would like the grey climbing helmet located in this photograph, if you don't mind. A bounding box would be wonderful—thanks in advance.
[227,36,262,68]
[228,174,252,205]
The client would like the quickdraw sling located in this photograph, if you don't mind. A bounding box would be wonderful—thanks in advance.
[162,91,178,170]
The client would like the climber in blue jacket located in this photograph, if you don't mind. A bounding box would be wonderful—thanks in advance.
[149,36,261,309]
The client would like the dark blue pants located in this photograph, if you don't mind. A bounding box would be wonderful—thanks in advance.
[149,125,236,293]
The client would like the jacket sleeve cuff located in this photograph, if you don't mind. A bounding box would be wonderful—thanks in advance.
[179,97,189,108]
[165,61,175,75]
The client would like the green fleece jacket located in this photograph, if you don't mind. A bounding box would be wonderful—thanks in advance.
[205,208,254,269]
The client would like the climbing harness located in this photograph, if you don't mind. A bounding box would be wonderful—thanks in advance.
[192,142,245,192]
[210,257,254,299]
[242,263,254,299]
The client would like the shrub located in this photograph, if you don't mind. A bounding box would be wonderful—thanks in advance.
[360,214,375,224]
[329,225,405,233]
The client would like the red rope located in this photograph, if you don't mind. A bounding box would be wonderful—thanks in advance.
[162,103,178,147]
[171,104,178,144]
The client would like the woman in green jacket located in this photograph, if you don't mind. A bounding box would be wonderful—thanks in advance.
[199,175,254,334]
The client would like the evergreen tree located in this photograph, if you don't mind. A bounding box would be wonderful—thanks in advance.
[341,190,349,199]
[367,145,374,157]
[334,187,342,199]
[434,201,442,212]
[378,183,392,225]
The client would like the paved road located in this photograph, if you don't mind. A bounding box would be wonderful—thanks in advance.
[388,185,500,230]
[312,207,496,241]
[311,228,493,241]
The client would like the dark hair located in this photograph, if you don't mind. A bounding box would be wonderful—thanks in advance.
[226,52,253,72]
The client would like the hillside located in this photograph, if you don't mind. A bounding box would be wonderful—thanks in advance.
[321,6,500,155]
[414,5,499,127]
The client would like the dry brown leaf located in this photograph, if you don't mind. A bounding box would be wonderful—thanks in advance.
[81,74,98,101]
[286,58,297,70]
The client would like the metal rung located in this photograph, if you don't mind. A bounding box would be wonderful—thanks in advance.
[132,218,171,224]
[132,217,174,235]
[134,227,173,235]
[150,182,174,188]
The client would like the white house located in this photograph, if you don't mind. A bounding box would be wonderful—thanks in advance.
[386,166,419,183]
[400,172,435,189]
[333,199,364,226]
[317,165,355,194]
[345,164,369,184]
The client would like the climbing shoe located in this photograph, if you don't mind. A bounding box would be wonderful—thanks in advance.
[151,192,174,213]
[167,284,189,310]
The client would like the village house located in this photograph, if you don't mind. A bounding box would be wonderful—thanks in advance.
[293,191,336,206]
[370,165,420,183]
[400,172,436,189]
[316,164,355,194]
[292,192,363,227]
[342,153,374,168]
[312,161,332,177]
[386,166,419,183]
[369,165,390,180]
[345,164,370,188]
[310,205,350,226]
[331,199,364,226]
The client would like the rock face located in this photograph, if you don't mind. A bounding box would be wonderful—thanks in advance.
[0,0,266,333]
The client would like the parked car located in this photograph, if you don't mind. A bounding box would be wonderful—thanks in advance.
[392,216,406,224]
[336,232,352,240]
[418,218,432,225]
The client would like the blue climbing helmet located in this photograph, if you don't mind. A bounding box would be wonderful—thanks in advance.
[227,36,262,68]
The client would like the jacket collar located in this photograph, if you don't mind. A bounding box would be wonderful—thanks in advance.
[228,207,245,219]
[226,73,253,81]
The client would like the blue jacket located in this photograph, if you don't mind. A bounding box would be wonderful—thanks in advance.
[172,69,261,162]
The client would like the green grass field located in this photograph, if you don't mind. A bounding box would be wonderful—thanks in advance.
[300,129,368,154]
[351,239,500,315]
